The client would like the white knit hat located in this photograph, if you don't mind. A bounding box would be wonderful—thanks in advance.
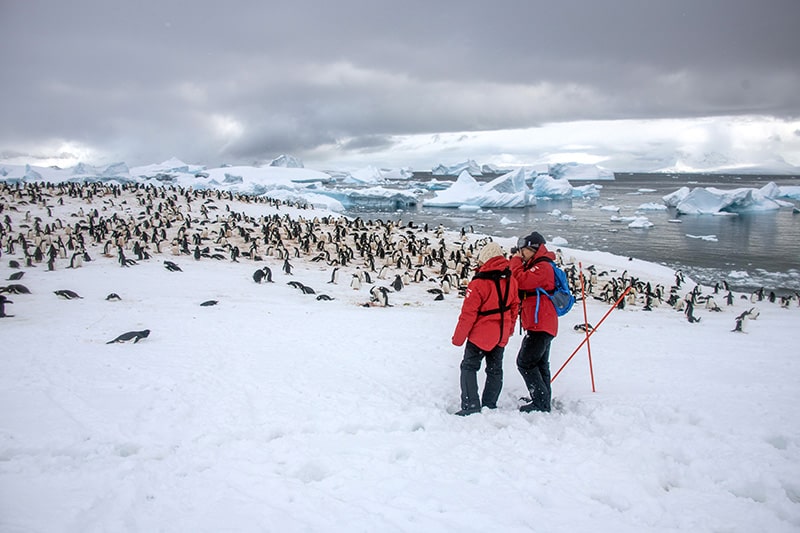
[477,242,504,265]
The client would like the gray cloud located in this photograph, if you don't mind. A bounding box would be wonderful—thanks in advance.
[1,0,798,168]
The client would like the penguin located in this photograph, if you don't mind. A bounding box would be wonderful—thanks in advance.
[164,260,182,272]
[283,258,293,275]
[0,295,13,317]
[350,274,362,290]
[253,266,273,283]
[391,274,403,292]
[316,294,334,301]
[685,300,701,323]
[106,293,122,301]
[7,271,24,281]
[68,251,83,269]
[106,329,151,344]
[732,311,748,333]
[328,267,339,284]
[200,300,218,306]
[370,286,391,307]
[54,289,82,300]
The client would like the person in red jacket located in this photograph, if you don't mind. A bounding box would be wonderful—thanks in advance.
[509,231,558,413]
[451,242,520,416]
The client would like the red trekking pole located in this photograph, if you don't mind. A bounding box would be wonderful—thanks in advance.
[551,282,632,385]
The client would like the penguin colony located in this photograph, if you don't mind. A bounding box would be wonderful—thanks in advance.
[1,181,797,336]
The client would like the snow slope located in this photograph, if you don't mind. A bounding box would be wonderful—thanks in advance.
[0,188,799,532]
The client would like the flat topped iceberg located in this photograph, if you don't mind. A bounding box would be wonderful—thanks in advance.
[549,162,615,181]
[664,182,786,214]
[310,186,417,210]
[130,157,205,177]
[423,169,534,208]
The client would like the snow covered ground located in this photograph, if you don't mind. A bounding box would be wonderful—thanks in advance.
[1,187,799,532]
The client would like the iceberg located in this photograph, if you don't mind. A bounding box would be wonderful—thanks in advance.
[269,154,304,168]
[530,175,573,199]
[662,187,691,207]
[637,202,668,211]
[778,185,800,200]
[431,160,482,176]
[548,162,615,181]
[310,186,417,210]
[628,216,654,229]
[423,169,534,208]
[669,184,783,215]
[572,183,602,198]
[130,157,205,177]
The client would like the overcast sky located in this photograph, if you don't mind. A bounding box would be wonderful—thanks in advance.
[2,0,799,171]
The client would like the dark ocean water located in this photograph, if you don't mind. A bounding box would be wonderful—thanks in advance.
[346,173,800,294]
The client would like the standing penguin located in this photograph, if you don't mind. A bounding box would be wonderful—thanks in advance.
[0,295,13,317]
[328,266,339,284]
[391,274,403,292]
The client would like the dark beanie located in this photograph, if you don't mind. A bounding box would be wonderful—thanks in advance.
[520,231,546,249]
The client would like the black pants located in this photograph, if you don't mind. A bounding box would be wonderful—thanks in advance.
[460,341,504,410]
[517,331,554,412]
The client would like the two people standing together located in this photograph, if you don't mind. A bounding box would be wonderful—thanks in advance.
[451,231,559,415]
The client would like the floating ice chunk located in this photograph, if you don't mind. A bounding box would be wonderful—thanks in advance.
[686,234,719,242]
[572,183,602,198]
[628,217,654,228]
[638,202,668,211]
[601,205,621,212]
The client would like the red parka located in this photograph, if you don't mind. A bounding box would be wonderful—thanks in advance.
[452,255,520,351]
[509,244,559,337]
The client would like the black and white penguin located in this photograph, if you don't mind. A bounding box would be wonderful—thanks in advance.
[0,295,13,317]
[685,300,701,323]
[164,260,182,272]
[200,300,218,306]
[106,329,151,344]
[253,266,273,283]
[316,294,334,301]
[2,284,31,294]
[391,274,403,292]
[7,271,24,281]
[732,310,749,333]
[370,286,391,307]
[54,289,82,300]
[328,267,339,284]
[106,293,122,301]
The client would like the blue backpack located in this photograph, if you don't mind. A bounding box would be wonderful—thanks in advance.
[529,258,575,322]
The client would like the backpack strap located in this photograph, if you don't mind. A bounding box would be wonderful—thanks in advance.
[474,268,512,345]
[518,257,556,324]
